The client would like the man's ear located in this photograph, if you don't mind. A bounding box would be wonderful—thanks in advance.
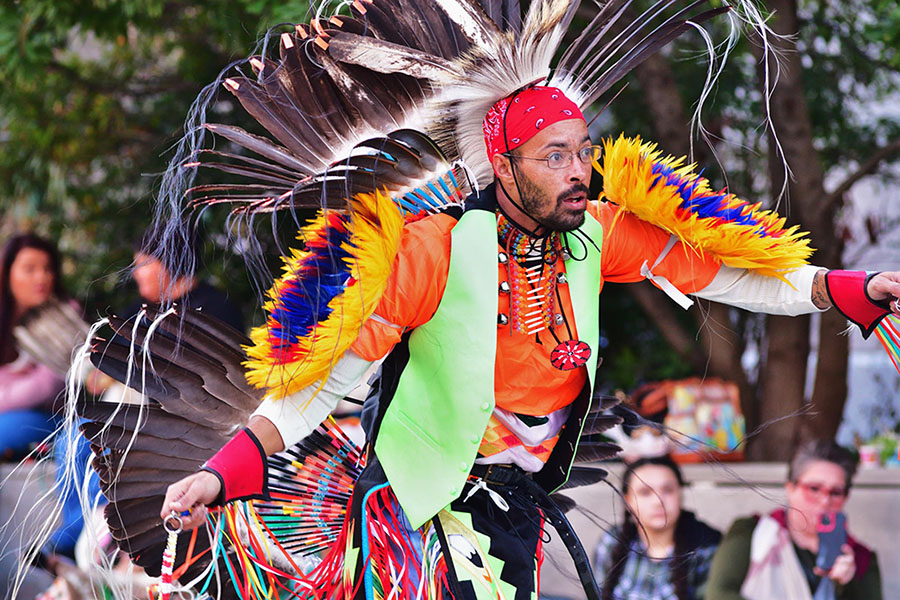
[492,153,514,186]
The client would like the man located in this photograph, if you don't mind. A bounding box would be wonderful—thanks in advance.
[159,86,900,599]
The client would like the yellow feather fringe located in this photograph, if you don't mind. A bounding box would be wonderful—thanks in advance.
[243,190,404,400]
[599,135,814,280]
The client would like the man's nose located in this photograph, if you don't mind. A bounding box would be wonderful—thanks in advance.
[564,159,587,182]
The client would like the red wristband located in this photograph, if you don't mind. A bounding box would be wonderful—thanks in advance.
[201,428,270,505]
[824,270,891,339]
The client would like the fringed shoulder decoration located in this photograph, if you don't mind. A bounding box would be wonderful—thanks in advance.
[599,135,814,280]
[244,190,404,399]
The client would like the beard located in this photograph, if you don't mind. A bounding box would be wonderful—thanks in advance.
[516,168,588,232]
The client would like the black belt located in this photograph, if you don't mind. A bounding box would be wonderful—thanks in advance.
[469,462,525,485]
[466,462,601,600]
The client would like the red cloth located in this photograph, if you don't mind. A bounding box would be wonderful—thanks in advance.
[203,428,269,504]
[482,86,584,163]
[824,270,891,339]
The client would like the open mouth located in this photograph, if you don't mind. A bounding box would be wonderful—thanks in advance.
[561,192,587,209]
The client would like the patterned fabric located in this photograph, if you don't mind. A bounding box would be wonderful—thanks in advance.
[482,86,584,162]
[344,460,545,600]
[476,405,570,472]
[594,519,720,600]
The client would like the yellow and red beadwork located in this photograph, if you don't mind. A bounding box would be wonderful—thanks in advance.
[497,214,562,336]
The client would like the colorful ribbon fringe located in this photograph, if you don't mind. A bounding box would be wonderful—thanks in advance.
[191,419,457,600]
[874,315,900,375]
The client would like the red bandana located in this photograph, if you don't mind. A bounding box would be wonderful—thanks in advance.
[482,86,585,164]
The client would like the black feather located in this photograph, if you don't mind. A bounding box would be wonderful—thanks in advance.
[581,413,624,436]
[203,123,312,174]
[559,465,609,490]
[573,440,623,464]
[550,492,577,513]
[106,314,259,413]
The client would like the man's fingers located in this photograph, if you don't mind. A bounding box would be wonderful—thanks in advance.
[161,475,203,519]
[160,471,221,526]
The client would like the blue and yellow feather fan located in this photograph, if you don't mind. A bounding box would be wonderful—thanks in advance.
[599,135,814,280]
[244,131,464,400]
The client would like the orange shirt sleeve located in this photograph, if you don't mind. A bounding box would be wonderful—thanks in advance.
[350,213,455,360]
[589,201,721,293]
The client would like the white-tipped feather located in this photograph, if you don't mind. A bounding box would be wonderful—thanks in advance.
[428,0,580,185]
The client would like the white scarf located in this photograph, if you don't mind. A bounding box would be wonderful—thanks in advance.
[741,514,813,600]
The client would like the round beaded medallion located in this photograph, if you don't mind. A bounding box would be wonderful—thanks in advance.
[550,340,591,371]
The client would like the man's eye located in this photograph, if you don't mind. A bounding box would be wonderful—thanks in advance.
[546,152,565,164]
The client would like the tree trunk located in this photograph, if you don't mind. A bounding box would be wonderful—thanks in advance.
[757,314,809,458]
[756,0,849,457]
[631,53,758,444]
[807,310,850,441]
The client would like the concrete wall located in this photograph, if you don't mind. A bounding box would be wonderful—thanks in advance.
[539,463,900,599]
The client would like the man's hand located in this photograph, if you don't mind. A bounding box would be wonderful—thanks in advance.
[160,471,220,530]
[866,271,900,313]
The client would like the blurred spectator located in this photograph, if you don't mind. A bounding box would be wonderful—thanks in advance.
[595,455,721,599]
[704,440,882,600]
[127,228,243,330]
[0,234,68,459]
[85,228,244,396]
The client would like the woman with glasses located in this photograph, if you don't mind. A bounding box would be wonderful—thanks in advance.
[704,440,882,600]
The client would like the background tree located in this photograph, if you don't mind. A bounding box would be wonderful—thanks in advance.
[597,0,900,459]
[0,0,312,320]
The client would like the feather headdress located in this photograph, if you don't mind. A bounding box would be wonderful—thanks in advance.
[160,0,778,218]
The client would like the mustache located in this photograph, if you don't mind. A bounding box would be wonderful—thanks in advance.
[557,184,590,203]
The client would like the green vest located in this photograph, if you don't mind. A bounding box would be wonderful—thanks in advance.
[374,207,603,529]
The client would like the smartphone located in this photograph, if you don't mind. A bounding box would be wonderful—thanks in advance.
[816,511,847,571]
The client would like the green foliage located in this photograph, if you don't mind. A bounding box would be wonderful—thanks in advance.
[597,286,695,394]
[0,0,312,322]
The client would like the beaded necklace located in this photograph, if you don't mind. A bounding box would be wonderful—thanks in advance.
[497,213,592,371]
[497,213,561,335]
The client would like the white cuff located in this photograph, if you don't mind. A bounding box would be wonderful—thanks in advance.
[695,265,826,316]
[251,350,374,448]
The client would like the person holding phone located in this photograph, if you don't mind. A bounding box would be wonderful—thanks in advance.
[704,440,881,600]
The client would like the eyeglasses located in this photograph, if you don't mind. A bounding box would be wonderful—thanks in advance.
[796,481,847,502]
[505,145,602,170]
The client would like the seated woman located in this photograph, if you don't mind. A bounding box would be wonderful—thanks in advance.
[704,439,882,600]
[0,234,68,459]
[595,455,722,600]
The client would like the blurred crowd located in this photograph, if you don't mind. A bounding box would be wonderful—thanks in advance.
[0,232,242,600]
[0,231,885,600]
